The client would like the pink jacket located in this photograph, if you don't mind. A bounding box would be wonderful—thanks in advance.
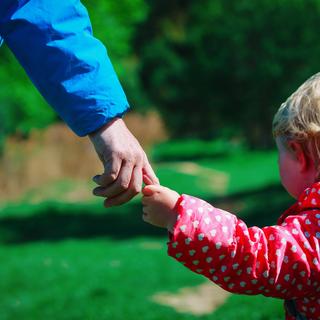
[168,182,320,319]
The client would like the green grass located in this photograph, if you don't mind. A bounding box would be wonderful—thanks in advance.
[0,148,292,319]
[156,150,280,198]
[0,238,283,320]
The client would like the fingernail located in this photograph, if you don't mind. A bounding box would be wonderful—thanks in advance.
[93,188,101,196]
[92,175,100,183]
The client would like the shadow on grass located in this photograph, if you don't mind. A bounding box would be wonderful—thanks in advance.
[0,184,293,244]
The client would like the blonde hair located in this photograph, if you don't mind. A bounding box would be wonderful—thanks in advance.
[273,72,320,170]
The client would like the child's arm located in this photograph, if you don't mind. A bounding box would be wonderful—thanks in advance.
[142,184,180,232]
[142,185,319,301]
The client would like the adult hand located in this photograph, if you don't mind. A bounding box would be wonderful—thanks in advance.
[89,117,159,207]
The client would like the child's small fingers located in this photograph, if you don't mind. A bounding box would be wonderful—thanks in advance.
[142,214,149,223]
[142,207,150,221]
[142,185,159,196]
[141,196,150,206]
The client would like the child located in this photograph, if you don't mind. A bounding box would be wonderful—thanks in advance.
[142,73,320,320]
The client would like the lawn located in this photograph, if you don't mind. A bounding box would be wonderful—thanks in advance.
[0,149,292,320]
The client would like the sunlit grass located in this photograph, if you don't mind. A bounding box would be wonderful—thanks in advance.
[0,238,283,320]
[0,148,290,319]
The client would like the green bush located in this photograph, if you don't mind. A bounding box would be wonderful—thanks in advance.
[136,0,320,147]
[0,46,56,149]
[151,138,246,162]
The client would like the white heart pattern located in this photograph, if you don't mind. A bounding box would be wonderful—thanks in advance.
[198,233,205,241]
[222,226,228,233]
[180,225,187,232]
[221,265,227,272]
[210,229,217,237]
[192,221,199,228]
[202,246,209,253]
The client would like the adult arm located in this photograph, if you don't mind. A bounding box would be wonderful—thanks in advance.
[0,0,159,204]
[0,0,128,136]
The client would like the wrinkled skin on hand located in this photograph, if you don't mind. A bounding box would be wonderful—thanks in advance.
[89,117,159,207]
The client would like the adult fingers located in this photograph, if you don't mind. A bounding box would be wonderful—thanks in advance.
[143,174,154,186]
[93,160,134,198]
[93,155,122,186]
[143,154,159,185]
[104,165,143,207]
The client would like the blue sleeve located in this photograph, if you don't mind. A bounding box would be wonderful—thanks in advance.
[0,0,130,136]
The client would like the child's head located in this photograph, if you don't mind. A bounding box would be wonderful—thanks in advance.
[273,73,320,198]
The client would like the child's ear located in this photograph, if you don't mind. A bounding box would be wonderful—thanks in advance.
[288,141,309,172]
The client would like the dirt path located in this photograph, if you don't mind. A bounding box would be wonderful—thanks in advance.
[151,281,230,316]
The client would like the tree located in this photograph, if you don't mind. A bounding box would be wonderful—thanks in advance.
[135,0,320,147]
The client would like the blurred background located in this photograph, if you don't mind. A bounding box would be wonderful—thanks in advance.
[0,0,319,319]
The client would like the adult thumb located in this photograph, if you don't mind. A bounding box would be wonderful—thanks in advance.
[143,174,154,186]
[143,155,160,185]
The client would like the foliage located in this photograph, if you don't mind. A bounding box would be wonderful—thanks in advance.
[2,0,320,150]
[135,0,320,147]
[0,46,56,146]
[151,138,246,161]
[82,0,150,109]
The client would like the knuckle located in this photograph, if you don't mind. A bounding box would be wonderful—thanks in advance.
[119,180,130,190]
[125,191,137,202]
[108,172,118,182]
[135,152,144,164]
[125,157,136,167]
[132,183,141,194]
[113,150,126,160]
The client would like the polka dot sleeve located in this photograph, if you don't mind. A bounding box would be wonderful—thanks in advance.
[167,194,320,301]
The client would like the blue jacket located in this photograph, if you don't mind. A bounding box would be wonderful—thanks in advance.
[0,0,130,136]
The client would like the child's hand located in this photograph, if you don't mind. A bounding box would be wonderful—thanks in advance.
[142,184,180,232]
